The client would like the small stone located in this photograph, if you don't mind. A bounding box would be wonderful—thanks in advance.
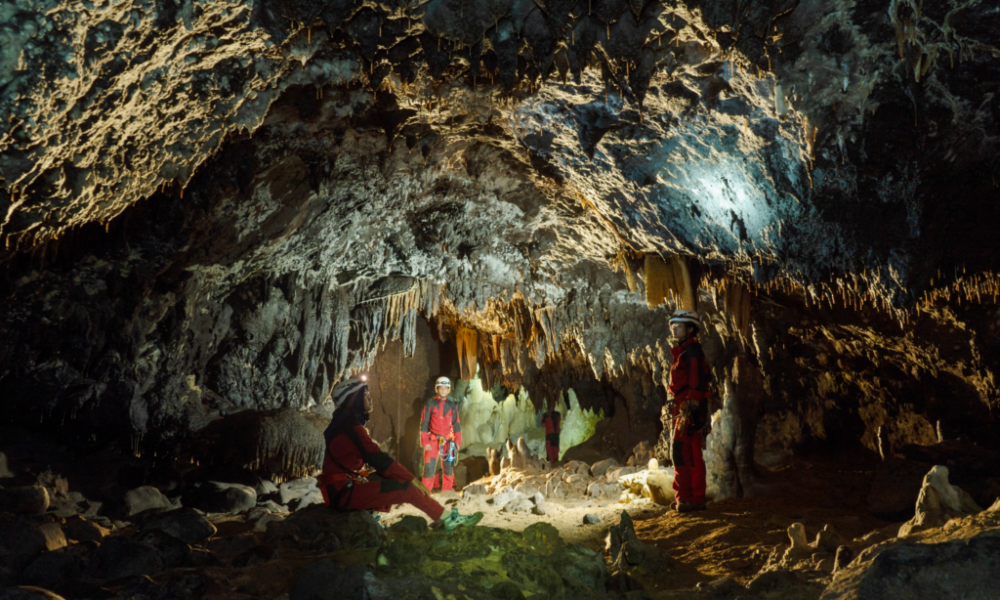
[125,486,171,516]
[0,486,50,515]
[532,504,547,516]
[590,458,619,479]
[582,514,601,525]
[648,458,659,470]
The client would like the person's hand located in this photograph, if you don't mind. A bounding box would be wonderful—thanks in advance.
[424,444,432,452]
[412,479,431,496]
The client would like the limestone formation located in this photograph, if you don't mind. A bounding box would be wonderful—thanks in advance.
[898,466,982,538]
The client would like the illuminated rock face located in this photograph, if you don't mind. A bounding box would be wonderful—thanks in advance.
[0,0,999,476]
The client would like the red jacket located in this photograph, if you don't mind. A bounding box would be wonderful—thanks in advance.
[321,420,413,485]
[420,396,462,447]
[668,337,711,409]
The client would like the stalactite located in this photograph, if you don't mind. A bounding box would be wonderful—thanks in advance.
[456,327,478,381]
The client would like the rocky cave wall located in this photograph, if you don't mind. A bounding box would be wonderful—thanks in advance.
[1,0,999,486]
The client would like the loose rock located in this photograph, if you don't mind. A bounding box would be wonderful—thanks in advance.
[0,486,50,515]
[583,514,601,525]
[125,486,171,516]
[141,507,217,544]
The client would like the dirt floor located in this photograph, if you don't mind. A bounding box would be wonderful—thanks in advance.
[384,454,894,597]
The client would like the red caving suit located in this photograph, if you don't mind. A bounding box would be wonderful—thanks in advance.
[420,394,463,491]
[319,417,444,520]
[667,337,712,505]
[541,411,562,462]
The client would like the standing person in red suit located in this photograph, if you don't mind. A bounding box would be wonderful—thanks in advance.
[420,377,462,492]
[319,378,482,532]
[541,409,562,463]
[665,309,712,513]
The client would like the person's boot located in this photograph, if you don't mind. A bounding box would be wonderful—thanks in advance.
[692,502,707,511]
[441,507,484,533]
[675,501,696,513]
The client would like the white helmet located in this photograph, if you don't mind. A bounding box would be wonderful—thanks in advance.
[436,376,452,387]
[669,309,701,330]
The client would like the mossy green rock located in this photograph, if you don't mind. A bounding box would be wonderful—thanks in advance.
[374,522,607,600]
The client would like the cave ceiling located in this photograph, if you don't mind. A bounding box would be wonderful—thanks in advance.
[1,0,999,453]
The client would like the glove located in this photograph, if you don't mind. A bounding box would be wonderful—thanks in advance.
[424,444,433,452]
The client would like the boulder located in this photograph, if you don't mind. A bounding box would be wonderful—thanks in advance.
[279,477,318,506]
[141,508,217,544]
[291,560,366,600]
[582,514,601,525]
[62,517,109,542]
[206,533,259,563]
[21,551,81,593]
[822,532,1000,600]
[0,486,50,514]
[375,520,605,599]
[135,529,191,569]
[0,516,47,584]
[90,538,164,581]
[183,482,257,514]
[644,469,675,506]
[898,465,981,538]
[255,478,279,497]
[590,458,619,479]
[282,504,385,551]
[125,486,171,516]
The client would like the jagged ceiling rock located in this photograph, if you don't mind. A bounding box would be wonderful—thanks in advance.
[1,0,999,466]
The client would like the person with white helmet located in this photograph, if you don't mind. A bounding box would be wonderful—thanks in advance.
[665,309,712,512]
[420,376,463,492]
[319,378,482,532]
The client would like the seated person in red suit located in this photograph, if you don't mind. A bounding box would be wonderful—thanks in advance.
[319,378,482,532]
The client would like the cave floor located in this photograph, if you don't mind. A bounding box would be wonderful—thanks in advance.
[385,455,892,597]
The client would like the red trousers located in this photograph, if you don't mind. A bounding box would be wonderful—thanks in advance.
[321,477,445,521]
[671,432,706,504]
[545,432,560,462]
[422,438,455,491]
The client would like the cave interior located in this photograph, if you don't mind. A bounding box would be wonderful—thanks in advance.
[2,0,1000,599]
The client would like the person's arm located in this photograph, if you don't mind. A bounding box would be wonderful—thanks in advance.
[451,401,462,448]
[687,352,701,395]
[420,402,432,448]
[347,424,414,483]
